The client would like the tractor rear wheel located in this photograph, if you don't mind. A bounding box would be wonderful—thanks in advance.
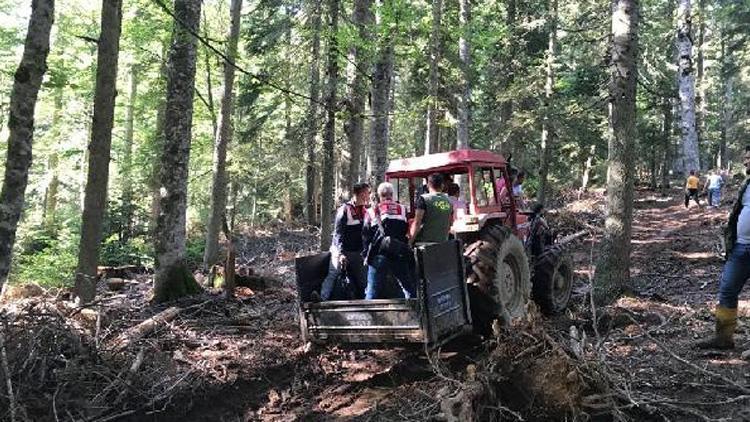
[465,225,531,334]
[531,245,573,315]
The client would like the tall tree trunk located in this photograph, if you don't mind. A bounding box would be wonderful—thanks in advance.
[580,144,595,193]
[717,37,731,170]
[368,0,394,186]
[149,47,169,235]
[0,0,54,288]
[593,0,639,305]
[319,0,340,251]
[424,0,442,155]
[456,0,470,150]
[44,86,63,232]
[537,0,557,205]
[342,0,373,195]
[719,75,732,170]
[304,0,322,226]
[497,0,516,151]
[121,64,138,242]
[202,9,217,139]
[74,0,123,303]
[153,0,203,303]
[677,0,699,173]
[203,0,242,270]
[695,0,705,148]
[661,98,672,189]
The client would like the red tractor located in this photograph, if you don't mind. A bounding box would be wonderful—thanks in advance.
[385,149,573,331]
[295,149,574,348]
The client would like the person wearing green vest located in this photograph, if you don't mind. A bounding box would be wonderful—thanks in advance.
[409,173,454,246]
[696,146,750,357]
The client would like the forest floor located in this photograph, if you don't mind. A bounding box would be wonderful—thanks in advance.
[2,188,750,421]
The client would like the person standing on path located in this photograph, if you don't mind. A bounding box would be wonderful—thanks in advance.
[704,170,724,207]
[684,170,702,208]
[696,147,750,353]
[318,182,370,300]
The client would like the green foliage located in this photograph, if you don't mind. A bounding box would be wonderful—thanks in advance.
[13,225,77,288]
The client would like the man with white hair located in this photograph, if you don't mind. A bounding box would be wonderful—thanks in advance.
[362,182,415,299]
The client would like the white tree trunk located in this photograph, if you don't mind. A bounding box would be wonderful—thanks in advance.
[204,0,242,270]
[456,0,470,150]
[0,0,55,288]
[75,0,123,303]
[677,0,699,173]
[121,64,138,242]
[304,0,322,226]
[424,0,442,155]
[537,0,557,205]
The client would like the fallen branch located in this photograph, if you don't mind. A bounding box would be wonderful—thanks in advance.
[627,314,750,395]
[109,307,180,352]
[0,324,16,422]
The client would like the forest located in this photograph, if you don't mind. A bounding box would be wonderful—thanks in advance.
[0,0,749,420]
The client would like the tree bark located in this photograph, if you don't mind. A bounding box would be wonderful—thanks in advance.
[153,0,203,303]
[203,0,242,270]
[580,144,595,193]
[496,0,516,150]
[0,0,55,288]
[593,0,639,305]
[661,98,672,189]
[319,0,340,251]
[149,42,170,235]
[367,0,394,186]
[305,0,322,226]
[677,0,699,173]
[342,0,373,195]
[74,0,123,303]
[695,0,705,149]
[717,37,731,170]
[121,64,138,242]
[424,0,442,155]
[456,0,471,150]
[44,86,63,232]
[537,0,557,205]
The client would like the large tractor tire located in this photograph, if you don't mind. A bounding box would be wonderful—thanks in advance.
[531,244,573,315]
[464,225,531,334]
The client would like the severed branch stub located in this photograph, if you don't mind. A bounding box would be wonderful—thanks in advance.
[109,307,180,352]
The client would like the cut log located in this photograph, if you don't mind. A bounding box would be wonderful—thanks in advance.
[110,306,180,351]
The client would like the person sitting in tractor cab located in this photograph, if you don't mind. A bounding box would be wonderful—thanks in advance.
[410,173,454,246]
[318,182,370,301]
[362,182,415,299]
[447,182,467,219]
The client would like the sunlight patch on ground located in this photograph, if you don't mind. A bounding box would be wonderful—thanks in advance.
[672,251,716,260]
[634,196,673,203]
[614,297,695,314]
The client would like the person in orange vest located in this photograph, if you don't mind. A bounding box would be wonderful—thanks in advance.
[684,170,702,208]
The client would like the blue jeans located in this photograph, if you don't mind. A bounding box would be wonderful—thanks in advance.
[366,255,416,299]
[320,251,366,300]
[708,188,721,206]
[718,243,750,308]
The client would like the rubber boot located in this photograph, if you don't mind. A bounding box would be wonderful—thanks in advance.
[695,306,737,350]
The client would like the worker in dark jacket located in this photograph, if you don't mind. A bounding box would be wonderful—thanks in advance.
[362,182,415,299]
[697,146,750,353]
[319,182,370,300]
